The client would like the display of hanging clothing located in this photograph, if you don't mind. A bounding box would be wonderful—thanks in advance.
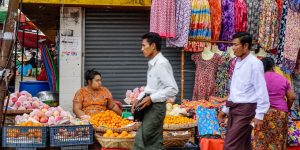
[215,52,231,98]
[219,0,235,51]
[289,0,300,12]
[185,0,211,52]
[208,0,222,41]
[192,53,223,100]
[276,0,288,65]
[245,0,260,42]
[166,0,192,47]
[258,0,279,51]
[277,0,284,20]
[281,9,300,74]
[292,74,300,111]
[234,0,247,32]
[150,0,176,38]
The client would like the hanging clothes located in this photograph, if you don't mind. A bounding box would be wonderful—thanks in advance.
[219,0,235,51]
[192,53,223,100]
[208,0,222,41]
[150,0,176,38]
[185,0,211,52]
[277,0,283,21]
[215,52,231,98]
[196,106,221,136]
[258,0,279,51]
[289,0,300,12]
[281,9,300,74]
[234,0,247,32]
[276,0,288,65]
[166,0,191,47]
[245,0,260,42]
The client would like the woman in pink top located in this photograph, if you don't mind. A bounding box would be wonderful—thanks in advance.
[253,57,295,150]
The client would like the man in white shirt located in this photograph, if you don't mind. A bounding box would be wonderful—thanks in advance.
[132,32,178,150]
[218,32,270,150]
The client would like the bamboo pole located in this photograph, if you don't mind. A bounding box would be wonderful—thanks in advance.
[0,0,20,125]
[181,48,184,100]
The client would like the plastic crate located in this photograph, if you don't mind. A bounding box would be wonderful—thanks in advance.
[2,126,47,148]
[61,145,89,150]
[49,124,94,147]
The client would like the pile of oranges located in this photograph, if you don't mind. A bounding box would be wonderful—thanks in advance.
[90,110,133,128]
[102,129,134,138]
[164,116,196,125]
[17,121,43,126]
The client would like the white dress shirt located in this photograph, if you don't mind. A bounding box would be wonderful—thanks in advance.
[137,52,179,103]
[222,54,270,120]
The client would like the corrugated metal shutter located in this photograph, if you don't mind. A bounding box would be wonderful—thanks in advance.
[84,9,195,101]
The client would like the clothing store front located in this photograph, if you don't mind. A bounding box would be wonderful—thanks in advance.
[84,9,195,101]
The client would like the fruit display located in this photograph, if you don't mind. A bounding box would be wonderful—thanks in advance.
[166,103,187,116]
[15,106,87,126]
[90,110,133,128]
[102,130,135,139]
[164,116,196,125]
[17,121,43,126]
[124,86,145,104]
[4,91,48,110]
[181,97,226,110]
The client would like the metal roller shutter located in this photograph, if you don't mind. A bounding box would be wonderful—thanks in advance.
[84,9,195,101]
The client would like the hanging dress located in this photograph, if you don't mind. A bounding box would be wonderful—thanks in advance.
[150,0,176,38]
[215,52,231,98]
[281,8,300,74]
[208,0,222,41]
[245,0,260,42]
[234,0,247,32]
[276,0,288,65]
[219,0,235,51]
[166,0,192,47]
[185,0,211,52]
[192,53,223,100]
[258,0,279,51]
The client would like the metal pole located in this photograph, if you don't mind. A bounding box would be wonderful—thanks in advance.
[21,26,24,81]
[36,30,38,79]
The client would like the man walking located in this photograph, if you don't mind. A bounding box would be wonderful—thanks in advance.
[132,32,178,150]
[218,32,270,150]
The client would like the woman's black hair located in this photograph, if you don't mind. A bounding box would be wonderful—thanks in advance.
[84,69,101,84]
[261,57,275,72]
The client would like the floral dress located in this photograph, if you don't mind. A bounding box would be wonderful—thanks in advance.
[208,0,222,41]
[258,0,279,51]
[215,52,231,98]
[192,53,223,100]
[219,0,235,51]
[150,0,176,38]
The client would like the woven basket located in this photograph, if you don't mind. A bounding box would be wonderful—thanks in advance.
[163,122,197,131]
[163,130,191,147]
[94,122,141,133]
[95,134,134,149]
[163,136,190,148]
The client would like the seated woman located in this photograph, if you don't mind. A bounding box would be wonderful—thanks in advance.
[73,69,122,119]
[252,57,296,149]
[17,56,32,77]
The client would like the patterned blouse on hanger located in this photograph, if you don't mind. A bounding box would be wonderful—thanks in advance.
[192,53,223,100]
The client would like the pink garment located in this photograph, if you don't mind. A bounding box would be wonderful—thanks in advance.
[150,0,176,38]
[234,0,247,32]
[265,72,291,112]
[192,53,223,100]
